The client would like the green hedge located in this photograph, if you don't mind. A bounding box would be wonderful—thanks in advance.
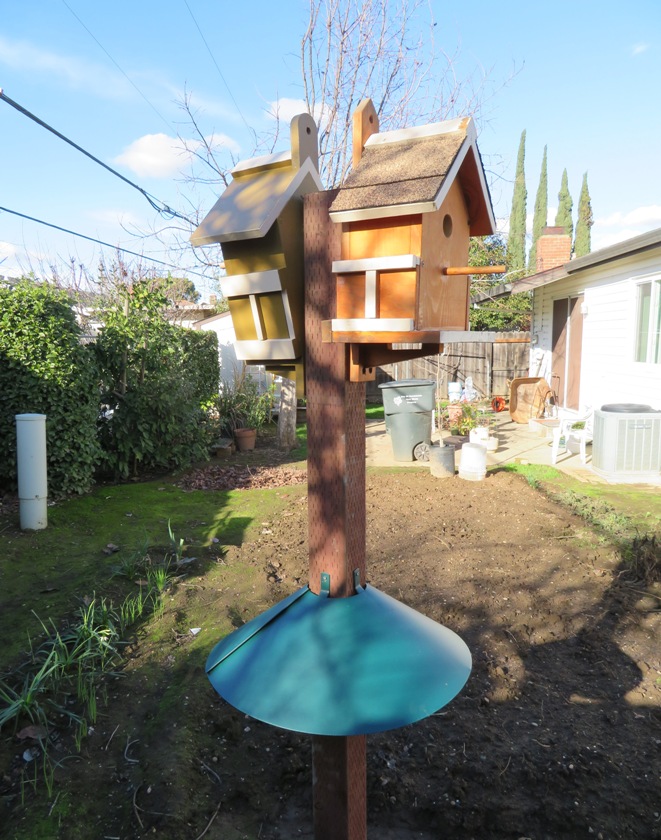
[94,283,220,478]
[180,328,219,405]
[0,283,101,495]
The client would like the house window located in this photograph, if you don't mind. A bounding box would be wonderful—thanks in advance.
[635,278,661,363]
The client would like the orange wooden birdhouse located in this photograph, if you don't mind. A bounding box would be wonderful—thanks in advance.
[326,99,498,379]
[190,113,322,392]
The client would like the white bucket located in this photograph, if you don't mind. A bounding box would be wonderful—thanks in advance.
[448,382,462,401]
[469,427,489,445]
[459,442,487,482]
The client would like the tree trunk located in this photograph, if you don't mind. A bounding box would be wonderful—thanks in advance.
[277,377,297,450]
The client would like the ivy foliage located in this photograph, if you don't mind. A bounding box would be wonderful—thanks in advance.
[94,282,219,479]
[0,282,101,495]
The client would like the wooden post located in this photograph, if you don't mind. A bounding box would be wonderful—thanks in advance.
[304,190,367,840]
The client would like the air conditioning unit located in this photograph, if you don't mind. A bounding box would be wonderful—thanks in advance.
[593,405,661,483]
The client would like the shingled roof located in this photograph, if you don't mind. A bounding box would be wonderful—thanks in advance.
[329,117,495,235]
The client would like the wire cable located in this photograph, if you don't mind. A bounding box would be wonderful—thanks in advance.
[0,89,192,224]
[182,0,255,137]
[0,204,213,280]
[60,0,173,132]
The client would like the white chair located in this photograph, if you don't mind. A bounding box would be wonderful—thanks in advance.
[551,409,593,465]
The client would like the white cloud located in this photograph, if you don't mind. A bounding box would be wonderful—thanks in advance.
[595,204,661,228]
[113,133,239,179]
[591,205,661,251]
[632,43,649,56]
[0,35,130,98]
[0,241,17,262]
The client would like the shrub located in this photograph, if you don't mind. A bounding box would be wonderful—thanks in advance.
[179,329,219,405]
[0,282,101,495]
[94,282,219,478]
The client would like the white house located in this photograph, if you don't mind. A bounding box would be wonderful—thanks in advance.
[192,310,242,387]
[512,227,661,414]
[193,310,273,394]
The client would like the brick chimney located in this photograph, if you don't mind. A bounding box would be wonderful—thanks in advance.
[535,226,572,272]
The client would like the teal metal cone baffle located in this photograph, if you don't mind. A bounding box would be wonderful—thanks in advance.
[206,577,471,736]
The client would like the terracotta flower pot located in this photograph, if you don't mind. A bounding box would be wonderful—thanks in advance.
[234,428,257,452]
[447,404,463,425]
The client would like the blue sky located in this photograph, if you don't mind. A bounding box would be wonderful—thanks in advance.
[1,0,660,299]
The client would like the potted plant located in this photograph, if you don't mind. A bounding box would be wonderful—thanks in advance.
[217,374,273,451]
[447,403,480,437]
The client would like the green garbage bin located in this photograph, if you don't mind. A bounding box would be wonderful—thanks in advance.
[379,379,436,461]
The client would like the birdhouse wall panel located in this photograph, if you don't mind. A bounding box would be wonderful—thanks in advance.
[258,292,290,339]
[273,199,306,345]
[341,215,422,261]
[417,181,470,330]
[379,271,417,319]
[228,297,260,341]
[222,224,286,275]
[336,275,366,320]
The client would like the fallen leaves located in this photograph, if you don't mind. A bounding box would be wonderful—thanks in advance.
[177,465,307,492]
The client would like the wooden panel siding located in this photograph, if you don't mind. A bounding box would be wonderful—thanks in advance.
[366,332,530,401]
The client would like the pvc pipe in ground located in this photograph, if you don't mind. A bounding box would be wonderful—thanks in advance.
[15,413,48,530]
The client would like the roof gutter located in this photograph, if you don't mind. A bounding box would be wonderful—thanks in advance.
[511,225,661,293]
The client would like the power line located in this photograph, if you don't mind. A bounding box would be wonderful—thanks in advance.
[60,0,173,132]
[0,89,192,225]
[0,204,214,280]
[182,0,255,137]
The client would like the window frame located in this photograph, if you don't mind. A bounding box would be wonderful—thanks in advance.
[634,274,661,364]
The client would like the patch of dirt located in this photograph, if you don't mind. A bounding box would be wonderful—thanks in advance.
[2,469,661,839]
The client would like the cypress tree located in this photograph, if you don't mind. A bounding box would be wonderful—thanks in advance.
[506,130,527,276]
[528,145,548,272]
[574,172,593,257]
[555,168,573,243]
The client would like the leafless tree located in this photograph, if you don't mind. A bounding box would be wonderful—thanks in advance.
[136,0,515,283]
[175,0,513,192]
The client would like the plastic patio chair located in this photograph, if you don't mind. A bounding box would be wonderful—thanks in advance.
[550,409,594,465]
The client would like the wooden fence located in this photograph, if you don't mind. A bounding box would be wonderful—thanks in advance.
[366,332,530,402]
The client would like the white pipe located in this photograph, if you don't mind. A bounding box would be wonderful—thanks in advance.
[15,413,48,530]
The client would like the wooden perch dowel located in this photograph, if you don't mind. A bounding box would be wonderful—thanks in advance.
[443,265,506,275]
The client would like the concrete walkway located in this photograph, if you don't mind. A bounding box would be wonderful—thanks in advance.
[365,412,601,483]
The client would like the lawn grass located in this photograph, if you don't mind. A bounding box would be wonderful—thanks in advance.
[500,462,661,541]
[365,404,385,420]
[0,478,303,667]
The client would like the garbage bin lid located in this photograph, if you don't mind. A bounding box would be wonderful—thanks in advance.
[379,379,436,389]
[600,403,654,413]
[206,583,471,736]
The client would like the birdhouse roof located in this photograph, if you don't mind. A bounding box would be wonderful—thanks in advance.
[191,114,322,246]
[329,117,495,235]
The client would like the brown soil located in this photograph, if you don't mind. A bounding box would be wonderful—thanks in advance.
[3,468,661,839]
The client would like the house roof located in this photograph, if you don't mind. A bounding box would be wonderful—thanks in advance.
[328,117,495,235]
[192,310,233,329]
[512,226,661,292]
[190,113,322,246]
